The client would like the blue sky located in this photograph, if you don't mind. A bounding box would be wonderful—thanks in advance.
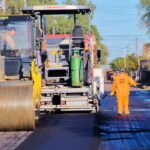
[57,0,150,63]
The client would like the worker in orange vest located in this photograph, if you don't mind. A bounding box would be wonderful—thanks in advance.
[110,69,137,116]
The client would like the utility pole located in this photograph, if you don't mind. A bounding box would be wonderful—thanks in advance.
[52,17,56,35]
[126,46,130,70]
[126,46,129,55]
[135,37,140,81]
[123,48,126,69]
[24,0,27,7]
[135,38,140,69]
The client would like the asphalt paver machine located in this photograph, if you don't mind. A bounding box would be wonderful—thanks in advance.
[0,5,103,131]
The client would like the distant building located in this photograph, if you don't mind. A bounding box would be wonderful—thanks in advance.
[140,43,150,82]
[142,43,150,69]
[140,60,148,70]
[143,43,150,59]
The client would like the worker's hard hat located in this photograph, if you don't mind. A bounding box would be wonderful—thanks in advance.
[84,47,88,52]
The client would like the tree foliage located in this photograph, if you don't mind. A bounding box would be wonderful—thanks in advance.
[63,0,108,64]
[110,58,124,71]
[63,0,75,5]
[139,0,150,33]
[110,54,138,72]
[4,0,108,64]
[5,0,57,14]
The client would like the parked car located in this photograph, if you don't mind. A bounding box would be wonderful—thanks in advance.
[106,70,115,81]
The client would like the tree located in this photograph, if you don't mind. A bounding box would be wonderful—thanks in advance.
[139,0,150,33]
[63,0,75,5]
[5,0,57,14]
[46,15,74,34]
[110,54,138,72]
[5,0,24,14]
[126,54,138,71]
[4,0,108,64]
[110,58,125,71]
[62,0,108,64]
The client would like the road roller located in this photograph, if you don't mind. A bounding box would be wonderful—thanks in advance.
[0,15,37,131]
[0,5,103,131]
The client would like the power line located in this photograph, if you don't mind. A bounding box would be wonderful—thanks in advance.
[102,34,147,37]
[102,38,149,42]
[97,11,138,16]
[99,4,138,8]
[98,19,138,24]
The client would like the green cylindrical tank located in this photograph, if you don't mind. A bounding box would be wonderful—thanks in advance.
[71,50,83,87]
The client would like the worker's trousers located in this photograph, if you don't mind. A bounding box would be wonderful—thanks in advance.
[116,95,129,115]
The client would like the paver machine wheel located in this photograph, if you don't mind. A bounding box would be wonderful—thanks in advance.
[0,81,35,131]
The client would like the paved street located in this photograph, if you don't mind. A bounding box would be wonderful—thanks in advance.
[0,1,149,150]
[98,82,150,150]
[17,82,150,150]
[1,82,150,150]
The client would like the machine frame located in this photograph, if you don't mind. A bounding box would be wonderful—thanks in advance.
[22,5,100,113]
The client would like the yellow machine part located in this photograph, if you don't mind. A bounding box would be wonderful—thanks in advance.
[31,59,41,108]
[0,81,35,131]
[0,59,42,131]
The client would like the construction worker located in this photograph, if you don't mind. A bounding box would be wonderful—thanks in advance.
[1,27,16,50]
[110,69,137,116]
